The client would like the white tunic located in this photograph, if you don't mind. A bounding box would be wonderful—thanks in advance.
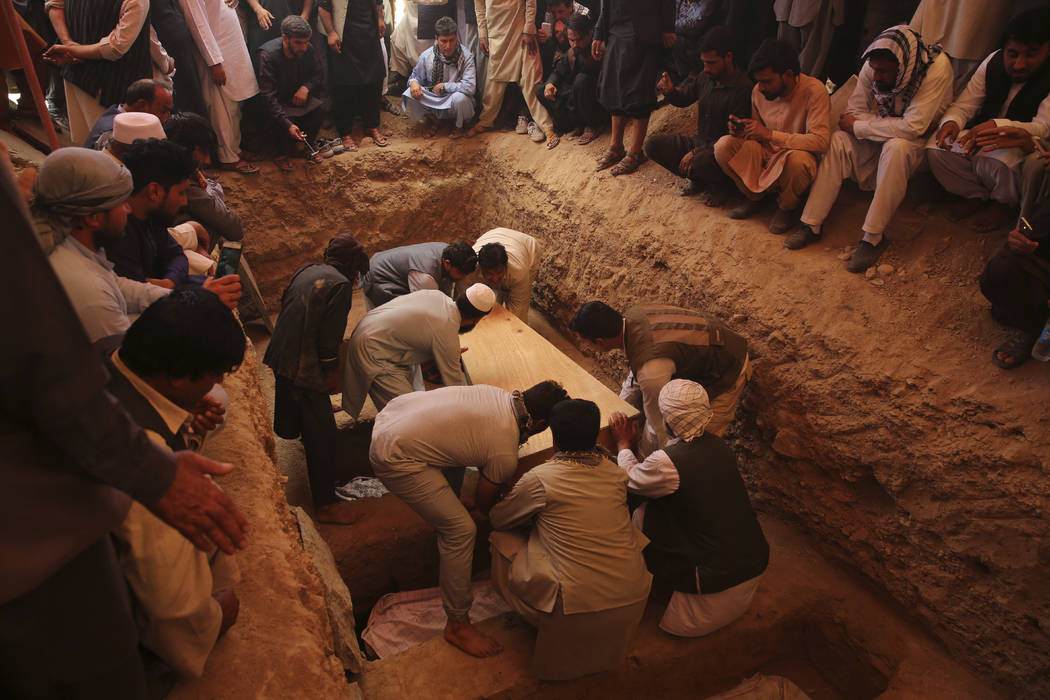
[178,0,259,102]
[472,227,539,321]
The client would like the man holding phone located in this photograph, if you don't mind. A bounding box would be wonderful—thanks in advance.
[929,9,1050,233]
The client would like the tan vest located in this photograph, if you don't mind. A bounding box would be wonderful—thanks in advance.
[623,304,748,400]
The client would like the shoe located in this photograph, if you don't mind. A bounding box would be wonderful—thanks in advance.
[527,121,546,143]
[768,207,798,234]
[680,180,702,197]
[784,224,821,250]
[728,198,763,220]
[846,237,888,273]
[317,139,335,158]
[516,115,529,134]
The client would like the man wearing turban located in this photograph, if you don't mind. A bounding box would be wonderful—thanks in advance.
[610,379,769,637]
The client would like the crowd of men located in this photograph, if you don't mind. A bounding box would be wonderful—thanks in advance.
[3,0,1050,694]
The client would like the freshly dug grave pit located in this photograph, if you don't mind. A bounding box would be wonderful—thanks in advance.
[224,105,1048,696]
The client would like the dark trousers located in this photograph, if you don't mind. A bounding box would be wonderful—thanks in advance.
[273,105,325,155]
[533,73,605,133]
[331,81,382,134]
[0,537,148,700]
[273,374,341,506]
[980,248,1050,334]
[644,134,727,189]
[150,0,209,119]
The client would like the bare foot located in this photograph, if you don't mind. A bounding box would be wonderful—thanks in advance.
[973,201,1013,232]
[213,589,240,637]
[946,197,984,222]
[444,619,503,657]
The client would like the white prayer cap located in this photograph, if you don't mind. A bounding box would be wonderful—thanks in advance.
[658,379,713,441]
[465,283,496,313]
[112,112,166,145]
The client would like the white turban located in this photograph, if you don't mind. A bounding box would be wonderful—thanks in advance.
[658,379,713,441]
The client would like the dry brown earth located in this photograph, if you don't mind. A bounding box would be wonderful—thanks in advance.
[220,103,1050,696]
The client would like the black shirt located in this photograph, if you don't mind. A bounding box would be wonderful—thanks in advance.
[665,67,753,147]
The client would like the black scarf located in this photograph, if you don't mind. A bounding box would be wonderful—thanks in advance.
[430,43,462,86]
[970,49,1050,128]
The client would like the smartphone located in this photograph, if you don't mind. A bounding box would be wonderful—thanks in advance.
[215,241,242,278]
[541,21,552,35]
[729,115,744,133]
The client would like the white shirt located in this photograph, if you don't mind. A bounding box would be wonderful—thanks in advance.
[177,0,260,101]
[472,227,539,321]
[617,443,680,498]
[940,51,1050,140]
[619,356,676,453]
[849,51,954,143]
[48,236,169,342]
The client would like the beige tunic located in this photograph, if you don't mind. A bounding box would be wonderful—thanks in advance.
[489,452,652,615]
[475,0,537,82]
[472,227,540,321]
[728,74,830,193]
[910,0,1013,63]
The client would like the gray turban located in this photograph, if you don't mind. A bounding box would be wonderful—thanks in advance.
[658,379,713,441]
[31,147,133,254]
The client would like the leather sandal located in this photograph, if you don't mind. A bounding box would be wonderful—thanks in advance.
[595,146,626,171]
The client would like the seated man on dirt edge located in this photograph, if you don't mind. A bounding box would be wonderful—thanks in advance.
[403,16,476,139]
[369,380,569,657]
[644,26,752,203]
[610,380,768,638]
[84,78,174,151]
[570,300,750,456]
[360,241,477,309]
[489,398,652,680]
[470,227,540,322]
[534,13,605,150]
[256,15,329,171]
[980,193,1050,369]
[264,232,368,509]
[713,38,830,235]
[790,25,953,274]
[343,284,495,418]
[101,287,244,679]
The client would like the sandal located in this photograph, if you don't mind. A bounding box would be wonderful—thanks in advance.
[342,135,358,152]
[218,160,260,175]
[546,134,561,150]
[595,146,626,172]
[368,129,389,147]
[610,152,646,176]
[381,98,402,117]
[448,127,464,140]
[578,127,599,145]
[465,123,491,138]
[274,155,294,173]
[329,139,346,155]
[423,120,440,139]
[992,331,1036,369]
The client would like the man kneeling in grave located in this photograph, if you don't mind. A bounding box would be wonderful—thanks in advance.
[610,380,768,637]
[369,381,569,657]
[471,227,541,322]
[403,16,477,139]
[489,398,652,680]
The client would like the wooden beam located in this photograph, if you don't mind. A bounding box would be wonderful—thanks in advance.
[461,304,638,466]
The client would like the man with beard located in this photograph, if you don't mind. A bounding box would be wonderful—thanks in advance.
[342,284,495,419]
[41,148,241,342]
[644,26,753,203]
[107,138,196,289]
[789,24,952,274]
[713,38,830,236]
[929,10,1050,234]
[534,12,605,149]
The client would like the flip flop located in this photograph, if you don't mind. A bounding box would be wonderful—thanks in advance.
[369,130,389,147]
[595,147,626,171]
[342,136,358,152]
[273,155,294,173]
[610,152,646,176]
[448,127,464,140]
[423,120,440,139]
[218,160,260,175]
[992,331,1036,369]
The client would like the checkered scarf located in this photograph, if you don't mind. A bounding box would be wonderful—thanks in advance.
[863,25,942,118]
[430,42,463,86]
[658,380,713,441]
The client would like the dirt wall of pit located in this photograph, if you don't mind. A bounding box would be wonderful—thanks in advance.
[222,108,1049,695]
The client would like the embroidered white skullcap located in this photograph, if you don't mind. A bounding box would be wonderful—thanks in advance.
[112,112,166,145]
[658,379,713,441]
[464,283,496,313]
